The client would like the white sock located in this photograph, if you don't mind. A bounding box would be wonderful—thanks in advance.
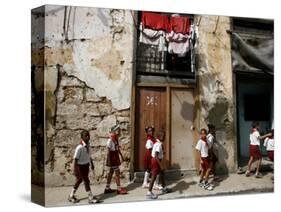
[70,188,76,197]
[143,171,149,185]
[88,191,93,198]
[155,175,160,186]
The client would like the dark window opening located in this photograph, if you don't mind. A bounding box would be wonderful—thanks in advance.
[244,94,270,121]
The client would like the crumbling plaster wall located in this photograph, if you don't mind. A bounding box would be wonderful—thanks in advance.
[32,5,135,186]
[195,15,237,173]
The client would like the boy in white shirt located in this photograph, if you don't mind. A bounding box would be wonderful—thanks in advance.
[68,130,98,204]
[264,129,274,162]
[245,122,272,178]
[207,124,219,181]
[196,128,213,191]
[147,131,171,199]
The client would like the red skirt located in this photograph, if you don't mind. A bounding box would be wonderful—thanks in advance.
[267,151,274,162]
[201,157,210,172]
[106,151,121,167]
[144,149,152,171]
[151,157,161,176]
[249,145,262,159]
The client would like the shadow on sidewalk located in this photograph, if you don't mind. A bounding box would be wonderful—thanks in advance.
[169,180,197,194]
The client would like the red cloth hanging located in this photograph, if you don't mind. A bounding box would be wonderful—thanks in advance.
[169,16,190,34]
[141,11,169,31]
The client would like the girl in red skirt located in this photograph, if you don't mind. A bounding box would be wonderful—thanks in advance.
[142,126,157,188]
[245,122,272,178]
[104,124,128,195]
[147,131,171,199]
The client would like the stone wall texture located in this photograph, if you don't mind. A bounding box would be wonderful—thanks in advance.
[195,15,237,173]
[32,5,134,186]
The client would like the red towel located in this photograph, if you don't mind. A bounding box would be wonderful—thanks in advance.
[169,16,190,34]
[142,12,169,31]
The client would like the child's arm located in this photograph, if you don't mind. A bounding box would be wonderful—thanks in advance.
[259,132,272,140]
[107,148,112,167]
[90,158,94,170]
[118,149,125,162]
[155,152,163,171]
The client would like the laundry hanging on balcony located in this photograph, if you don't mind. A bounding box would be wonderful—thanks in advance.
[139,12,199,55]
[169,15,190,34]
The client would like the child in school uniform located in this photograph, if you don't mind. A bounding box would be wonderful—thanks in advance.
[104,124,128,195]
[264,129,274,162]
[207,124,219,181]
[68,130,98,204]
[142,126,157,188]
[196,128,214,191]
[147,131,171,199]
[245,122,272,178]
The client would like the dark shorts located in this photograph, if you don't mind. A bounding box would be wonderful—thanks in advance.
[249,145,262,159]
[144,149,152,171]
[201,157,210,172]
[151,157,161,176]
[267,151,274,162]
[74,163,90,180]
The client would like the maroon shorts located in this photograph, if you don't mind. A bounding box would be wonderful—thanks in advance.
[267,151,274,162]
[151,157,161,176]
[106,151,121,167]
[144,149,152,171]
[249,145,262,159]
[201,157,210,173]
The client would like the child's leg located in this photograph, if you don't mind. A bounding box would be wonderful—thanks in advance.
[115,168,121,188]
[159,171,166,188]
[204,168,211,183]
[148,174,157,192]
[106,168,114,188]
[143,169,150,187]
[256,158,262,174]
[247,156,254,172]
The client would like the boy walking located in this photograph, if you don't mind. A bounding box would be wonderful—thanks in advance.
[68,130,98,204]
[196,128,214,191]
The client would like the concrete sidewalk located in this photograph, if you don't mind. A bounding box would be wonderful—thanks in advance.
[36,171,274,207]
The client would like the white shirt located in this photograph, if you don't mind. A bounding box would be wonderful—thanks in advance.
[145,139,154,149]
[107,139,119,151]
[195,139,209,158]
[264,137,274,151]
[151,139,164,159]
[73,141,91,165]
[207,133,215,148]
[250,130,261,146]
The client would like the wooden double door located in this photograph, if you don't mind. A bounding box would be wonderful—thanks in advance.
[135,86,196,171]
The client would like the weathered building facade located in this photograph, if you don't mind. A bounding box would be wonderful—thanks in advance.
[31,5,273,188]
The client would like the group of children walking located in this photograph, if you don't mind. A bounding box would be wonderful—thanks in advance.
[67,121,274,203]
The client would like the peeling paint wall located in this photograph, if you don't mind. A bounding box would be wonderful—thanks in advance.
[32,5,134,186]
[195,15,237,173]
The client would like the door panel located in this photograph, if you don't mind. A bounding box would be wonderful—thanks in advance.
[135,87,166,171]
[171,89,195,170]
